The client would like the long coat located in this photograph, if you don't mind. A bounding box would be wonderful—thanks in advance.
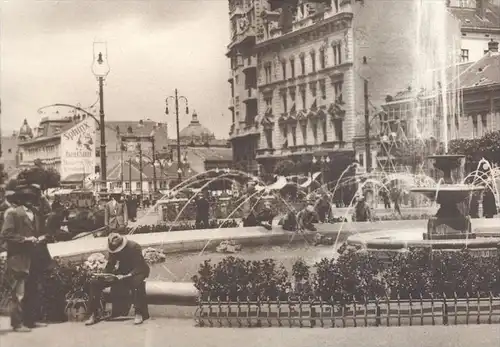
[104,200,128,230]
[0,206,40,273]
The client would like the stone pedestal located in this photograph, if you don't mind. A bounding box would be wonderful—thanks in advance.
[424,216,475,240]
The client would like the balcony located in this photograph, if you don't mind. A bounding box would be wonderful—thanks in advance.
[243,88,257,103]
[242,57,257,73]
[228,97,235,110]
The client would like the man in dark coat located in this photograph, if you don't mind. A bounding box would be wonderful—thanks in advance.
[85,233,150,326]
[483,188,497,219]
[1,184,48,332]
[195,192,210,229]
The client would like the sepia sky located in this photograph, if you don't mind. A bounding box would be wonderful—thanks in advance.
[0,0,231,139]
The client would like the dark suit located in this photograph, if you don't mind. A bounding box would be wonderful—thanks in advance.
[88,240,150,318]
[1,205,41,328]
[104,200,128,232]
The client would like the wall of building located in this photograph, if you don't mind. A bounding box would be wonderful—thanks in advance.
[461,32,500,62]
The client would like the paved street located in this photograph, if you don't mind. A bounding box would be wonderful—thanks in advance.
[1,317,499,347]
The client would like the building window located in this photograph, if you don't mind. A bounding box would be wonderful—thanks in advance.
[334,120,343,142]
[310,83,317,98]
[461,49,469,62]
[265,96,273,108]
[322,119,328,142]
[333,81,343,103]
[319,49,326,69]
[136,182,142,190]
[300,55,305,75]
[332,43,342,65]
[290,58,295,78]
[481,114,488,134]
[300,88,307,109]
[291,126,297,146]
[264,128,273,149]
[310,51,316,73]
[281,61,287,80]
[282,92,288,113]
[472,115,478,138]
[300,122,307,144]
[319,80,326,99]
[311,121,318,143]
[282,125,288,148]
[264,64,273,84]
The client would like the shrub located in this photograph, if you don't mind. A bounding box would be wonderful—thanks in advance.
[193,243,500,304]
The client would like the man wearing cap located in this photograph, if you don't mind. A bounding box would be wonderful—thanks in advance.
[104,193,128,234]
[85,233,150,326]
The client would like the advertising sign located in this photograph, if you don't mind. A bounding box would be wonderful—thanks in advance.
[60,117,97,181]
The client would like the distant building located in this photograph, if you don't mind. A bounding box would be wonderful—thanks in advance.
[450,0,500,63]
[106,111,232,195]
[378,40,500,170]
[226,0,469,176]
[15,111,169,185]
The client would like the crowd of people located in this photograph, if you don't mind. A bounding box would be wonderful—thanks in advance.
[0,180,152,332]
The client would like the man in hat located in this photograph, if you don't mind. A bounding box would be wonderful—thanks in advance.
[0,184,47,332]
[195,191,210,229]
[104,193,128,234]
[85,233,150,326]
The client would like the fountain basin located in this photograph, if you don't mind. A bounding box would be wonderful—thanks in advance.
[410,185,483,203]
[346,227,500,261]
[39,219,500,313]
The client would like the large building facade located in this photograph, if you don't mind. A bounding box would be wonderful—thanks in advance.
[227,0,466,175]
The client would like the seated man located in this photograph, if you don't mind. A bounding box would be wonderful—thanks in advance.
[255,201,275,230]
[85,233,150,326]
[296,204,318,232]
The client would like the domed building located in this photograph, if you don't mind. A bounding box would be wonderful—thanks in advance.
[177,111,216,146]
[18,119,33,141]
[165,111,232,176]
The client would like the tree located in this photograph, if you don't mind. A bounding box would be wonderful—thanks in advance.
[17,163,61,191]
[448,130,500,171]
[273,159,296,176]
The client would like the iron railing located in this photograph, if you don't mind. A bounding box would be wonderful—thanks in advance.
[195,293,500,328]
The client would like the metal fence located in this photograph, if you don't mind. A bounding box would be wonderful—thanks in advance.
[195,293,500,328]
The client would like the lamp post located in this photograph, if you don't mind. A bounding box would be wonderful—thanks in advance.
[165,89,189,182]
[91,42,111,191]
[360,56,372,173]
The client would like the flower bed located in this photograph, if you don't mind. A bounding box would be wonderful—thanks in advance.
[192,244,500,303]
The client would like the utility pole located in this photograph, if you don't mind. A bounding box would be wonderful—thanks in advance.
[363,57,372,173]
[165,89,189,184]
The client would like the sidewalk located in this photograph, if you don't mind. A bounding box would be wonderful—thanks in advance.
[1,317,498,347]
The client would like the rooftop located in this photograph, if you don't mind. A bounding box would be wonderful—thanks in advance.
[449,3,500,30]
[458,47,500,88]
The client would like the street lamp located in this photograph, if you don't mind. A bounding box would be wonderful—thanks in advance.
[165,89,189,182]
[91,41,111,191]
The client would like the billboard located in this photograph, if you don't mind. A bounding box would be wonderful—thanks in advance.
[60,117,97,181]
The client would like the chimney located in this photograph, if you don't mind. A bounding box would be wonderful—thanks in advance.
[488,39,499,53]
[476,0,485,19]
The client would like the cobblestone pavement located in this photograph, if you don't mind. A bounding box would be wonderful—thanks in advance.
[1,317,499,347]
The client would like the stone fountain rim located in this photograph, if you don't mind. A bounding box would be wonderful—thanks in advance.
[427,154,466,159]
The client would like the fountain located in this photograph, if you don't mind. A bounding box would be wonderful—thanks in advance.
[346,154,500,258]
[411,154,483,240]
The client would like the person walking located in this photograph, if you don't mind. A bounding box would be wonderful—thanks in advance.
[104,193,128,234]
[85,233,150,326]
[483,188,497,219]
[0,184,45,332]
[195,192,210,229]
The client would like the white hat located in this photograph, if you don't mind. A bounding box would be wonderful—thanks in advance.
[107,233,127,253]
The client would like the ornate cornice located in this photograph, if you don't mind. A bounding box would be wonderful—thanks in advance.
[255,12,353,52]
